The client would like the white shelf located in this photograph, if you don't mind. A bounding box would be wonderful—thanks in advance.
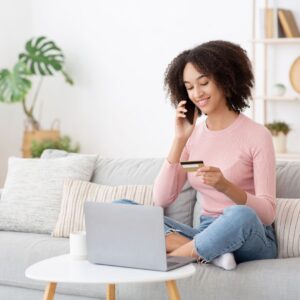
[276,152,300,161]
[252,0,300,154]
[251,38,300,44]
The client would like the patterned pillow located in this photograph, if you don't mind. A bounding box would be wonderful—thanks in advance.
[275,198,300,258]
[52,179,154,237]
[0,156,97,234]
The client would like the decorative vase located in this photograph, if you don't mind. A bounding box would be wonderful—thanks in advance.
[272,132,287,153]
[272,83,286,97]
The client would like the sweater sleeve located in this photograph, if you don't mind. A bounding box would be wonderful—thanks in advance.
[245,129,276,225]
[153,145,189,208]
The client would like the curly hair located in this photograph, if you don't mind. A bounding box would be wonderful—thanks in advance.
[164,40,254,115]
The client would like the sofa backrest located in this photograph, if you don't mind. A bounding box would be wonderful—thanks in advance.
[40,150,300,227]
[276,161,300,198]
[91,158,164,185]
[91,157,197,226]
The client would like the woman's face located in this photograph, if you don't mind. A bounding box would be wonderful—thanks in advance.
[183,62,227,116]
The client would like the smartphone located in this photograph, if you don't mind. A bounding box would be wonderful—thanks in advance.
[184,99,196,125]
[180,160,204,172]
[177,86,200,124]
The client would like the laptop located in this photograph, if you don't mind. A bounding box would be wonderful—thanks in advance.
[84,202,196,271]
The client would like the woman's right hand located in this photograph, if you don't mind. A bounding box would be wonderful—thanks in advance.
[175,100,198,141]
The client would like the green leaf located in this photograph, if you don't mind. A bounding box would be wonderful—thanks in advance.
[0,62,31,103]
[19,36,65,76]
[31,135,80,158]
[265,121,291,136]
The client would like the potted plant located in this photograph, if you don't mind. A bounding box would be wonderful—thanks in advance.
[0,36,74,157]
[265,121,291,153]
[31,135,80,158]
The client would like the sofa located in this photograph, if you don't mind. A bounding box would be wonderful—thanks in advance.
[0,150,300,300]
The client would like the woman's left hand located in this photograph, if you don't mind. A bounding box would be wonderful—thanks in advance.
[196,166,230,193]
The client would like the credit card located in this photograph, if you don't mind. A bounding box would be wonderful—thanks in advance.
[180,160,204,172]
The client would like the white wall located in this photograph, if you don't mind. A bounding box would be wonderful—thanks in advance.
[29,0,252,162]
[1,0,299,186]
[0,0,32,186]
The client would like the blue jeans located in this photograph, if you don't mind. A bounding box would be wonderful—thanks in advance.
[112,199,278,263]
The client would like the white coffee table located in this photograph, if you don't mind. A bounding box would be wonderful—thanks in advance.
[25,254,196,300]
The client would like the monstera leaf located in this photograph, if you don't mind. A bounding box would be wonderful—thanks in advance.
[0,61,31,103]
[0,35,74,129]
[19,36,73,84]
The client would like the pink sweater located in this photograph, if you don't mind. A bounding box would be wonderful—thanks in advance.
[153,113,276,225]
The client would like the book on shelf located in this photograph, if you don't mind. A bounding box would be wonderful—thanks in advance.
[261,8,299,38]
[264,8,275,38]
[278,9,300,38]
[261,8,284,38]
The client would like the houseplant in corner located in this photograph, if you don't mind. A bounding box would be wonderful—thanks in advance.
[265,121,291,153]
[0,36,74,157]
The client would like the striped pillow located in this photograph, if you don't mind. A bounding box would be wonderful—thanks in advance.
[52,179,154,237]
[275,198,300,258]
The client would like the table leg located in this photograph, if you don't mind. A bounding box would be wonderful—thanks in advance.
[106,284,116,300]
[166,280,180,300]
[43,282,57,300]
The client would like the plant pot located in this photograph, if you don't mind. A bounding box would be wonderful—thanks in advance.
[272,132,287,153]
[22,130,60,158]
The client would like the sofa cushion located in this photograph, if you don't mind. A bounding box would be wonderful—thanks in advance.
[0,231,106,298]
[41,150,197,226]
[1,231,300,300]
[40,149,70,159]
[193,192,202,228]
[276,161,300,198]
[0,156,97,234]
[53,179,154,237]
[275,198,300,258]
[118,258,300,300]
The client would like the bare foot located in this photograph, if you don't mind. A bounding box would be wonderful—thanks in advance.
[165,232,191,253]
[168,240,199,258]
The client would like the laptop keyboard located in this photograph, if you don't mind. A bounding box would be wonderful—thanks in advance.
[167,261,179,267]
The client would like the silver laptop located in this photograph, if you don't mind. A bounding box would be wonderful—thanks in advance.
[84,202,196,271]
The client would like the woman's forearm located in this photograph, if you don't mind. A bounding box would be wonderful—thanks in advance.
[223,180,247,205]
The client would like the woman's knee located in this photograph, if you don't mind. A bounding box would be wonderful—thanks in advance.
[223,205,260,226]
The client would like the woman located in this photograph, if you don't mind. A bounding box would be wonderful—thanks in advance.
[152,40,277,270]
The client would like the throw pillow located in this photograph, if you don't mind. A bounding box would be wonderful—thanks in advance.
[0,156,97,234]
[275,198,300,258]
[41,149,70,158]
[52,179,154,237]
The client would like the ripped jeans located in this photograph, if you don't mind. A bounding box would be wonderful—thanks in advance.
[112,199,278,263]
